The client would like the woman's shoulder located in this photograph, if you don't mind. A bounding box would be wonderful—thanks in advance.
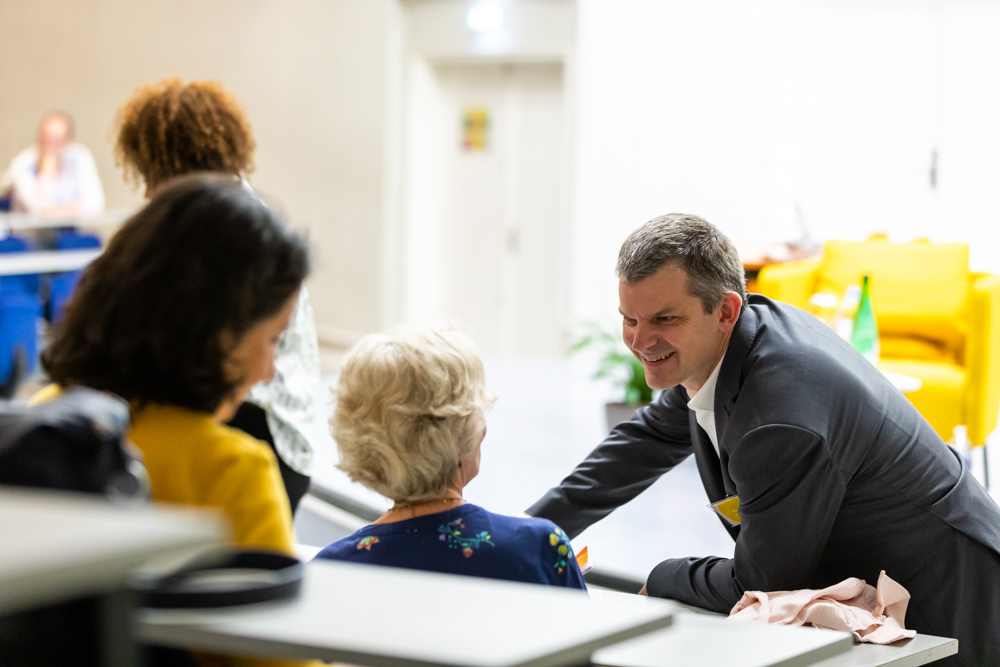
[472,506,567,536]
[315,525,383,561]
[133,404,277,464]
[469,507,583,587]
[466,507,574,555]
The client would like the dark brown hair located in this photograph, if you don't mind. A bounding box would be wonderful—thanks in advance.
[113,79,256,191]
[42,174,309,413]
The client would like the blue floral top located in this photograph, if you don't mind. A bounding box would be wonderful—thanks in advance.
[314,503,586,590]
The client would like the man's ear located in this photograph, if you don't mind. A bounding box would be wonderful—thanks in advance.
[717,292,743,332]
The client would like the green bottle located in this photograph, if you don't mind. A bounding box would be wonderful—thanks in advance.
[850,275,880,364]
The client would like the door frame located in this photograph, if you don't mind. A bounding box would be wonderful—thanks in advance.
[381,0,577,355]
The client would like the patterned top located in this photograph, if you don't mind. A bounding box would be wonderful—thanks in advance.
[246,286,321,476]
[314,503,587,590]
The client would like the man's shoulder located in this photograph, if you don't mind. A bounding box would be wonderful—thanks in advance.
[745,297,863,376]
[730,297,890,423]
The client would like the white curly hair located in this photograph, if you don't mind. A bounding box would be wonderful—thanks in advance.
[331,325,495,502]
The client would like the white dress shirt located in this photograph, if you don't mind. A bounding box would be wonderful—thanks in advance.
[686,353,726,457]
[2,143,105,218]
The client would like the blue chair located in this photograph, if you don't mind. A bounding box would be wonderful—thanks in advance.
[0,279,42,383]
[55,231,102,250]
[48,271,83,323]
[0,235,41,295]
[46,231,101,323]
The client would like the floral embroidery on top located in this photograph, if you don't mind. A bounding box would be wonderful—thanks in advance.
[549,527,572,573]
[437,517,495,558]
[357,535,379,551]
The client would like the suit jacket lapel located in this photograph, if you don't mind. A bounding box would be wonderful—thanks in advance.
[715,304,758,424]
[714,305,760,496]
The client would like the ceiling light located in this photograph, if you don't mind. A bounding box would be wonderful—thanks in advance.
[467,3,504,33]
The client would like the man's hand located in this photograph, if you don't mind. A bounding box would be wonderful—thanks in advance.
[638,585,648,596]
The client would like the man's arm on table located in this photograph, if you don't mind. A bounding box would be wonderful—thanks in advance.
[646,424,847,612]
[526,387,694,539]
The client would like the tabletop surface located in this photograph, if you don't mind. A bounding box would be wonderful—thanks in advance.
[592,609,853,667]
[0,248,101,275]
[0,209,132,229]
[0,489,225,614]
[812,633,958,667]
[589,590,953,667]
[141,559,675,667]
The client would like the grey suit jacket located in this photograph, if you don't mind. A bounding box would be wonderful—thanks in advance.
[529,296,1000,666]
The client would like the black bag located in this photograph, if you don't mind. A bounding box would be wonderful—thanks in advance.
[0,387,149,502]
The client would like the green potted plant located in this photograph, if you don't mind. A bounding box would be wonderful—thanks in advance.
[571,322,654,431]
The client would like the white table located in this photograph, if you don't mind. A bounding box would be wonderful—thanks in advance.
[0,488,225,667]
[0,488,224,614]
[588,592,954,667]
[0,209,131,231]
[813,633,957,666]
[142,559,676,667]
[594,614,955,667]
[593,611,853,667]
[0,248,101,276]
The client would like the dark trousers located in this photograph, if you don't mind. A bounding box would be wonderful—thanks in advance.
[227,402,310,517]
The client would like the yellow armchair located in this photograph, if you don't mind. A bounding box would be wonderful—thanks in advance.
[757,239,1000,447]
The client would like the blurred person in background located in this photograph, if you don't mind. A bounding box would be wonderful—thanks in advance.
[113,79,321,517]
[1,111,105,219]
[315,326,587,591]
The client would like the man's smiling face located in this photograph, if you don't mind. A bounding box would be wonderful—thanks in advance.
[619,263,734,394]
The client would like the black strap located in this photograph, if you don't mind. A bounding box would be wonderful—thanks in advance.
[136,551,303,609]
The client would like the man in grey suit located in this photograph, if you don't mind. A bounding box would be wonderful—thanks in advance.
[528,214,1000,666]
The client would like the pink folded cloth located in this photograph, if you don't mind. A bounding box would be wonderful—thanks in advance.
[729,571,917,644]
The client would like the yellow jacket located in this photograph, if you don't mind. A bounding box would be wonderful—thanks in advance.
[33,384,294,555]
[129,402,295,555]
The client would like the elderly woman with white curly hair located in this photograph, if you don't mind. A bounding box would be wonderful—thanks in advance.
[315,326,586,589]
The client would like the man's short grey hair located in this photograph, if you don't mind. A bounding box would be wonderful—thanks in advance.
[616,213,747,315]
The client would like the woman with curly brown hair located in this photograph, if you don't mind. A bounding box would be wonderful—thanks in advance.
[115,78,256,195]
[113,79,321,517]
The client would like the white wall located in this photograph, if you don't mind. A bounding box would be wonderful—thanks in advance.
[10,1,997,348]
[936,1,1000,271]
[0,0,399,338]
[570,0,1000,328]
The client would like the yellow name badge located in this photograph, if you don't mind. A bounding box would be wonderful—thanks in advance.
[709,495,741,526]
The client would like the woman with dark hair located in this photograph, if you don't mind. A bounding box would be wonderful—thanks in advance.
[112,78,320,517]
[38,174,309,555]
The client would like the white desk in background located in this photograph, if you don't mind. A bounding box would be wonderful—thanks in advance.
[142,559,676,667]
[0,488,224,667]
[0,209,132,231]
[0,210,122,276]
[0,248,102,276]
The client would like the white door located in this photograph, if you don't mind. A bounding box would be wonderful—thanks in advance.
[402,61,567,356]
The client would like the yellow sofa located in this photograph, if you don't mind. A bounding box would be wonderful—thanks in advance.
[757,238,1000,447]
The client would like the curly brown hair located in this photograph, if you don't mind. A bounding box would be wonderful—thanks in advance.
[113,78,256,191]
